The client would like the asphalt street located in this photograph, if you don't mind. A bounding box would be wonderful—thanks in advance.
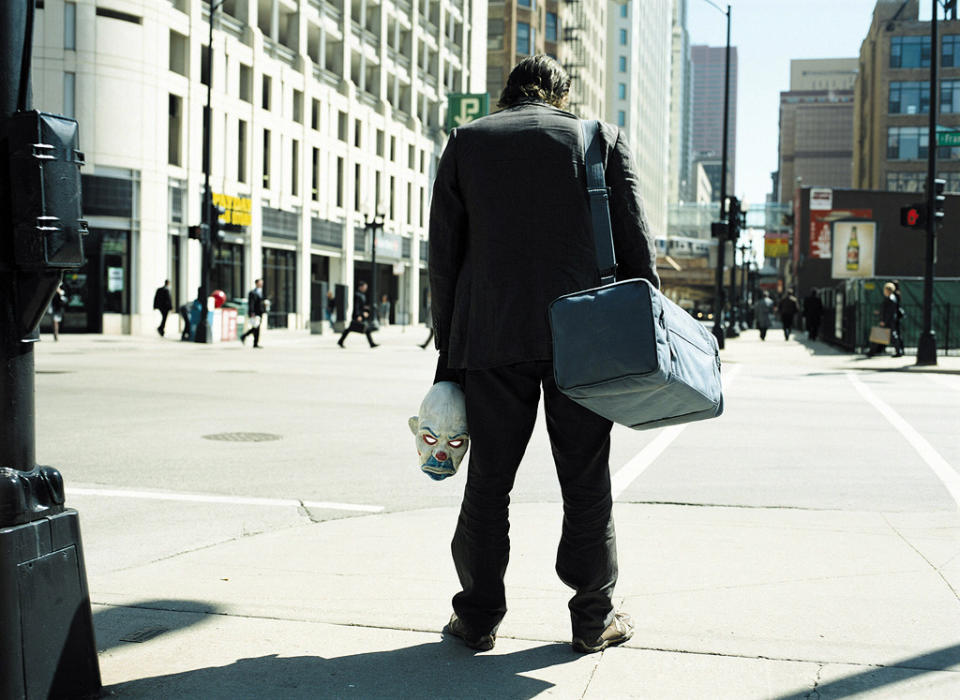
[26,324,960,698]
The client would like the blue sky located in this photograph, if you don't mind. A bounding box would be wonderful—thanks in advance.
[685,0,891,206]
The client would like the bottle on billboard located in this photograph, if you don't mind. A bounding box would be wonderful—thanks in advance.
[846,226,860,271]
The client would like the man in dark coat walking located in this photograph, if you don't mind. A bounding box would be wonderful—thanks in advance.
[803,289,823,341]
[429,55,658,654]
[153,280,173,337]
[337,281,379,348]
[778,291,799,341]
[240,278,267,348]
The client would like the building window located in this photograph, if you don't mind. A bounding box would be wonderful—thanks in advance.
[293,89,303,123]
[889,81,929,114]
[239,64,251,102]
[262,129,271,187]
[312,147,319,201]
[619,29,628,46]
[167,93,181,165]
[263,248,298,326]
[943,35,960,67]
[617,110,625,127]
[64,2,76,49]
[311,98,320,130]
[620,4,628,17]
[886,172,927,192]
[169,30,188,76]
[238,119,247,183]
[336,156,344,207]
[262,74,271,110]
[618,83,626,100]
[619,56,627,72]
[890,36,930,68]
[64,72,76,119]
[201,47,211,86]
[376,129,385,157]
[354,119,362,148]
[291,139,299,196]
[354,164,362,211]
[887,126,928,160]
[517,22,532,55]
[487,19,504,50]
[338,110,347,141]
[517,0,534,8]
[942,79,960,112]
[546,12,557,42]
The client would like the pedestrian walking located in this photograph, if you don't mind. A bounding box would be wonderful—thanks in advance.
[325,290,337,332]
[429,55,658,654]
[892,280,906,357]
[240,278,267,348]
[337,281,379,348]
[754,291,773,341]
[869,282,902,357]
[153,279,173,337]
[48,283,66,341]
[778,291,799,340]
[803,289,824,341]
[379,294,391,326]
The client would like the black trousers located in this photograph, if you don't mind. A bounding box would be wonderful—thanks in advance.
[338,324,377,347]
[157,309,169,335]
[241,324,261,346]
[452,361,617,641]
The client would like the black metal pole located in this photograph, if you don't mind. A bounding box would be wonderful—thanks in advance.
[0,0,36,470]
[712,5,731,349]
[726,221,739,337]
[371,221,378,321]
[195,1,220,343]
[918,0,940,365]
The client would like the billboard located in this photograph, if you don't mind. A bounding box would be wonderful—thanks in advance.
[831,220,876,279]
[810,208,873,259]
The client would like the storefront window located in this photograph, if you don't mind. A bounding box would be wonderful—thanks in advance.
[212,241,245,302]
[102,230,130,314]
[263,247,297,328]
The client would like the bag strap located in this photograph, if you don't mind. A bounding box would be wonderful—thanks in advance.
[580,120,617,285]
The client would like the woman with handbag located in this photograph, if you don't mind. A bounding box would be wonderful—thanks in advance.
[429,55,658,654]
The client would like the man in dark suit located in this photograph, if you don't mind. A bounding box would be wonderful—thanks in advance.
[152,279,173,336]
[337,281,379,348]
[430,56,659,654]
[240,278,267,348]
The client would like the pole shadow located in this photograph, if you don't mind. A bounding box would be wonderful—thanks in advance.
[774,643,960,699]
[104,638,581,699]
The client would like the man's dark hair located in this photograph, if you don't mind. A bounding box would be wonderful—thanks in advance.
[498,55,571,110]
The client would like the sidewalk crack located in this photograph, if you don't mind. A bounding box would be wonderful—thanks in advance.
[804,663,823,699]
[883,515,960,603]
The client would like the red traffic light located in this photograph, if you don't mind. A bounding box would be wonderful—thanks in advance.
[900,204,925,228]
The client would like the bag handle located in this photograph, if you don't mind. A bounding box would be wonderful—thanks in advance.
[580,120,617,285]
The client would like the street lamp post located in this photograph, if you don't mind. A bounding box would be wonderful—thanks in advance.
[917,0,955,365]
[710,3,732,349]
[365,211,385,323]
[738,241,751,329]
[194,0,225,343]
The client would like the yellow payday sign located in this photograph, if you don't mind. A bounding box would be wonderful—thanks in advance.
[212,192,252,226]
[764,235,790,258]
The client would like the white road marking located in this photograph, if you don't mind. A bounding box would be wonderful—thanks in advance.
[65,487,384,513]
[612,365,741,500]
[847,372,960,509]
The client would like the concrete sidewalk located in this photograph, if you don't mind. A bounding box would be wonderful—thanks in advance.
[73,328,960,698]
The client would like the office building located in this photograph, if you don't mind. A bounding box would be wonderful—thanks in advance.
[777,58,857,203]
[606,0,671,237]
[668,0,693,202]
[31,0,485,334]
[854,0,960,193]
[690,44,737,200]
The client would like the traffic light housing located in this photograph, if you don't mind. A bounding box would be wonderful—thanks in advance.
[900,204,926,228]
[188,224,205,240]
[727,196,743,238]
[933,178,946,224]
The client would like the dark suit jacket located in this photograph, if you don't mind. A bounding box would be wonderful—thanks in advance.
[429,101,659,377]
[153,287,172,312]
[248,289,265,316]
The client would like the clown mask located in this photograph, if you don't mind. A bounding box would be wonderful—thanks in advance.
[408,381,469,480]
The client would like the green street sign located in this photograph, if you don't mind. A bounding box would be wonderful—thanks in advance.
[446,93,489,130]
[937,130,960,147]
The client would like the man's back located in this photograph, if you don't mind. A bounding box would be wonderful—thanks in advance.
[430,102,658,370]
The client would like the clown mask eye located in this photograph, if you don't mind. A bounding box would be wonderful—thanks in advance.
[422,434,438,445]
[448,439,464,448]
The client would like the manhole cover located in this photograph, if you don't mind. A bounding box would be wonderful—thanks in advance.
[36,370,73,374]
[202,432,281,442]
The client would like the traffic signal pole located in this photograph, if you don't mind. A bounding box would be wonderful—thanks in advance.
[711,4,732,349]
[918,0,941,365]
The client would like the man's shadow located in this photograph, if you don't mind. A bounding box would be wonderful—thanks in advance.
[107,639,581,699]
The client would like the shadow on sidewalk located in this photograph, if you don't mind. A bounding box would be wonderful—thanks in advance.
[93,599,221,653]
[774,643,960,699]
[106,639,580,699]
